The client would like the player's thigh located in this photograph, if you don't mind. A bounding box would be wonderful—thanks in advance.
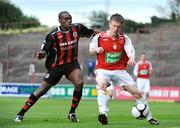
[115,70,136,86]
[95,69,111,90]
[66,61,83,84]
[144,80,150,93]
[137,78,150,93]
[124,84,139,94]
[136,78,144,92]
[124,84,141,99]
[38,68,64,97]
[115,71,141,98]
[67,69,83,84]
[106,81,114,92]
[67,68,83,92]
[43,68,64,86]
[96,76,108,90]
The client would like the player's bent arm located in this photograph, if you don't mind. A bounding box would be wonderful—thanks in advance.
[37,34,54,60]
[41,35,54,53]
[37,50,47,60]
[89,47,97,55]
[149,62,153,74]
[124,35,135,60]
[124,35,136,66]
[149,69,153,75]
[89,34,102,55]
[133,63,138,76]
[89,47,104,55]
[89,41,97,55]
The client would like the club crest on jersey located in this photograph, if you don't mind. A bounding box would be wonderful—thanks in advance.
[73,32,78,37]
[45,73,50,78]
[113,44,117,49]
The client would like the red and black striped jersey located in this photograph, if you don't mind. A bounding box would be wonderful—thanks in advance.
[41,23,94,69]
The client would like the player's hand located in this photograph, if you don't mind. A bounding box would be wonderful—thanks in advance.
[96,47,104,54]
[127,57,136,66]
[36,51,46,60]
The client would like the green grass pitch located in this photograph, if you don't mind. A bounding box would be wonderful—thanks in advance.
[0,97,180,128]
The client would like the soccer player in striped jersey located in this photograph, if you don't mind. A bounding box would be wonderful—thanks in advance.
[134,52,159,125]
[89,13,159,125]
[15,11,95,123]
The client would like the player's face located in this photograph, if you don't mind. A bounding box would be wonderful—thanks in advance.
[140,54,146,61]
[109,20,121,36]
[59,13,72,30]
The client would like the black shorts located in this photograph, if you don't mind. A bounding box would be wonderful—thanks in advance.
[43,61,81,85]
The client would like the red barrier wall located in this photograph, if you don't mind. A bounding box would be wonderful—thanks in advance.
[114,86,180,102]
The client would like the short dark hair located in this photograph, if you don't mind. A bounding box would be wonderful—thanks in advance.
[58,11,70,19]
[110,13,124,24]
[141,52,146,55]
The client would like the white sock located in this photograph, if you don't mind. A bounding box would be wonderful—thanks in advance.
[106,95,112,101]
[136,95,147,104]
[146,102,153,120]
[105,95,112,112]
[136,95,153,120]
[97,90,108,114]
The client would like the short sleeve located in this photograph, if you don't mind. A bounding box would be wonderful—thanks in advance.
[89,34,99,52]
[79,24,94,37]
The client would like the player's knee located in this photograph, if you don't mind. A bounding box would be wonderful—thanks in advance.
[97,84,106,91]
[145,93,149,98]
[108,91,113,98]
[109,93,113,98]
[34,81,51,97]
[108,94,113,99]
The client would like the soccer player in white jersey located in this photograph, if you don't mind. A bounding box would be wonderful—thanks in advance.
[89,13,159,125]
[134,52,159,125]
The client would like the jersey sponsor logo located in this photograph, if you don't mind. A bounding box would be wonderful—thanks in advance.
[59,39,77,47]
[105,52,122,63]
[113,44,117,49]
[61,43,77,50]
[73,32,78,37]
[140,70,148,75]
